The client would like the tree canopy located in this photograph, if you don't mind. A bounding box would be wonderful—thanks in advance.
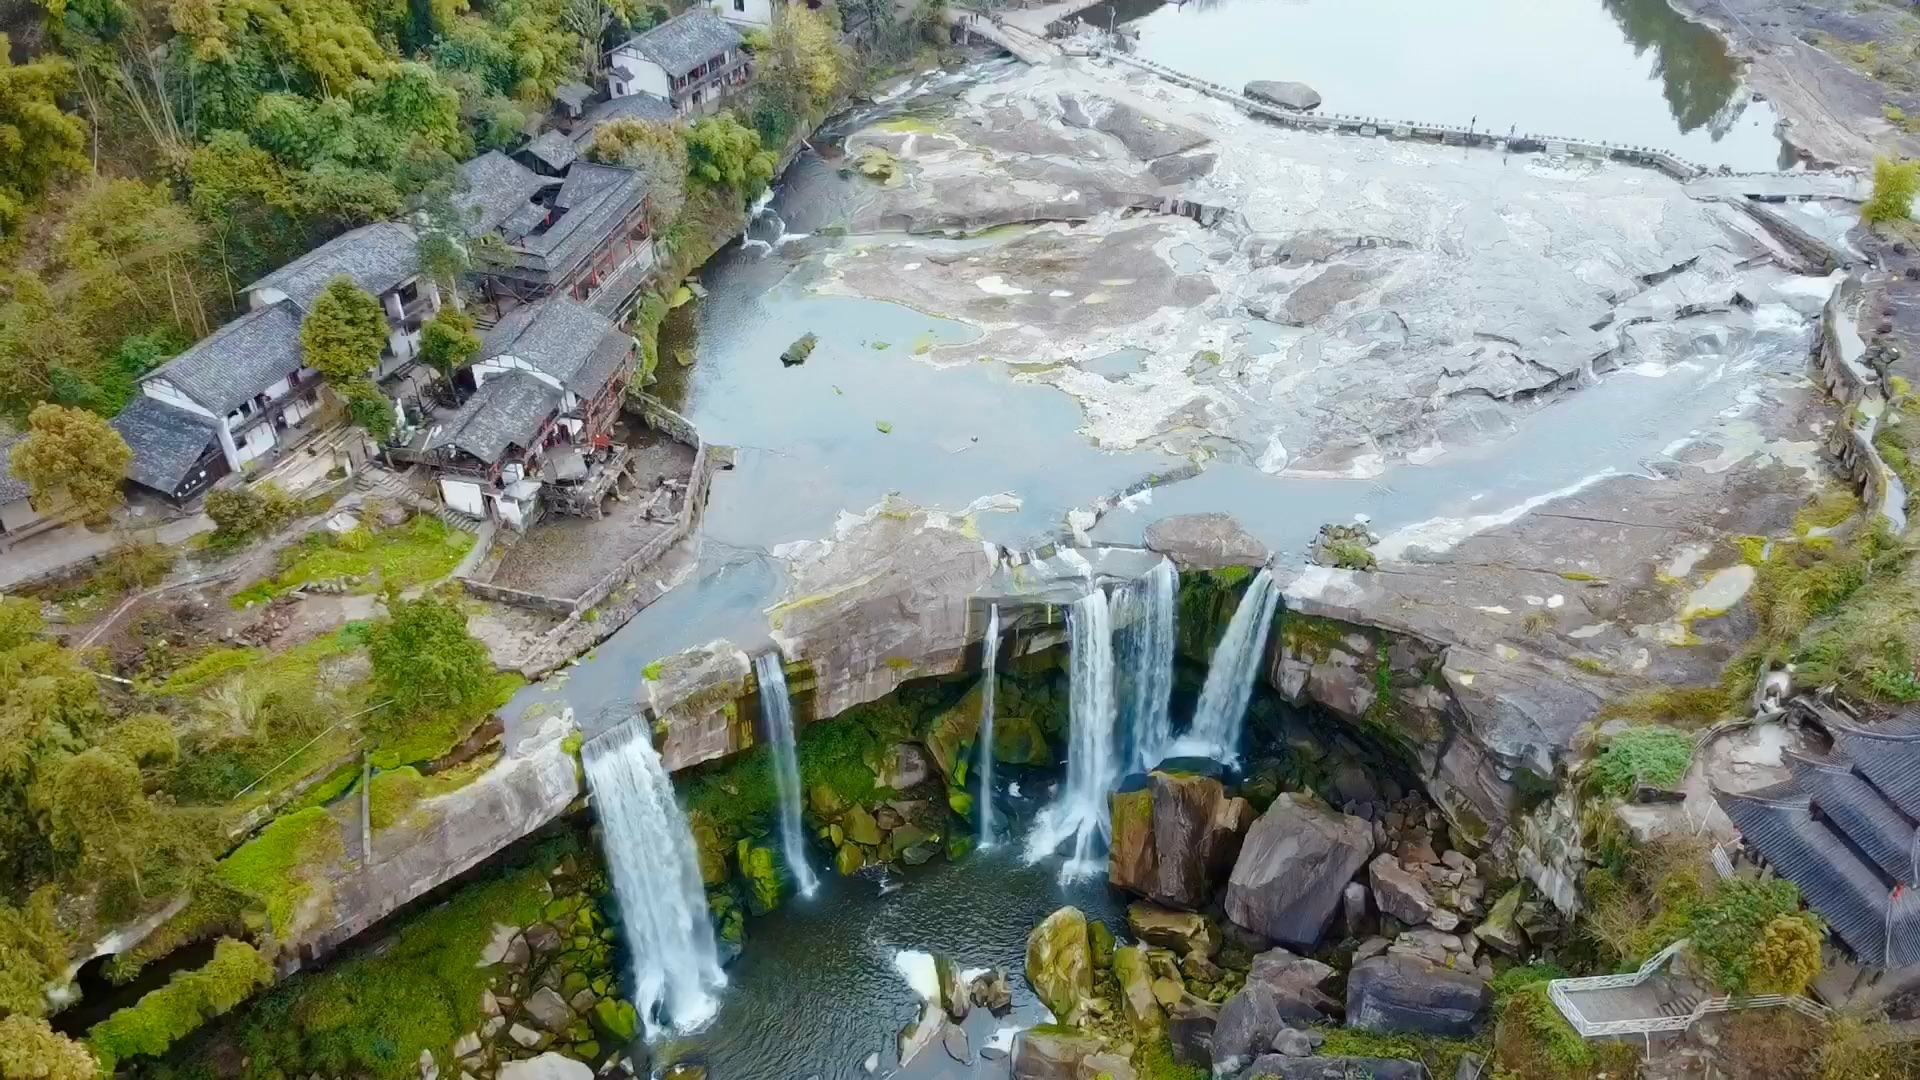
[0,40,88,236]
[8,402,133,524]
[684,114,775,197]
[369,591,494,721]
[299,275,389,382]
[418,306,480,378]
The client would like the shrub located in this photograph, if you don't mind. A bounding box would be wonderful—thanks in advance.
[1591,725,1693,796]
[89,938,273,1068]
[1865,155,1920,225]
[1687,877,1819,995]
[206,483,302,546]
[0,1015,97,1080]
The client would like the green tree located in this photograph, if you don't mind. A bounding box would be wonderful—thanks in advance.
[0,40,89,235]
[0,1014,96,1079]
[368,591,493,720]
[1865,155,1920,226]
[299,275,389,383]
[0,890,65,1019]
[47,747,155,899]
[586,116,687,224]
[684,113,774,197]
[0,273,98,419]
[339,377,397,442]
[1749,912,1823,996]
[53,179,213,344]
[8,403,133,525]
[418,306,480,378]
[1687,877,1817,994]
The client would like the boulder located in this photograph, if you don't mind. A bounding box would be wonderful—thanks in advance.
[1151,772,1233,907]
[1246,1056,1420,1080]
[1010,1028,1103,1080]
[1075,1052,1137,1080]
[1347,954,1490,1038]
[1225,795,1374,949]
[971,968,1014,1014]
[994,714,1051,764]
[934,953,970,1021]
[1211,985,1289,1077]
[1144,513,1269,570]
[1205,796,1256,880]
[525,987,574,1032]
[1474,885,1528,956]
[943,1023,973,1065]
[1127,903,1220,958]
[1166,994,1220,1067]
[1243,80,1323,111]
[1270,1026,1315,1057]
[897,1002,947,1068]
[498,1054,595,1080]
[1369,854,1434,926]
[1112,945,1165,1041]
[1026,906,1094,1021]
[507,1024,544,1049]
[1148,152,1216,186]
[843,805,884,846]
[877,743,930,790]
[1247,948,1335,1004]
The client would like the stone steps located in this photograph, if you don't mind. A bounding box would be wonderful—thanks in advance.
[355,467,481,534]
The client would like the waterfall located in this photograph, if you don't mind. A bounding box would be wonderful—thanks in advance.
[1184,568,1283,767]
[1116,559,1177,773]
[741,188,775,255]
[976,604,1001,848]
[755,652,820,898]
[1024,588,1118,881]
[581,722,726,1037]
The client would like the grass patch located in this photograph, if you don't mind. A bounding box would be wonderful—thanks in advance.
[206,835,575,1079]
[1597,685,1732,728]
[230,516,473,608]
[1316,1027,1482,1076]
[154,647,264,694]
[286,761,361,813]
[367,671,524,770]
[212,808,345,934]
[1590,726,1693,796]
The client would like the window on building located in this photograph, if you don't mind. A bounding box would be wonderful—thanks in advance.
[734,0,744,12]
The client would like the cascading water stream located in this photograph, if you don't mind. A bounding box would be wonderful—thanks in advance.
[976,603,1001,848]
[1115,559,1177,773]
[755,652,820,898]
[740,188,775,254]
[1024,588,1118,881]
[1183,568,1283,767]
[581,722,726,1037]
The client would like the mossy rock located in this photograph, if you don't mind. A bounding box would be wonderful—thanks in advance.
[923,683,984,786]
[736,840,782,914]
[993,714,1051,765]
[810,782,848,818]
[593,998,639,1042]
[836,842,867,876]
[591,976,611,997]
[947,788,973,819]
[688,811,732,887]
[890,823,929,851]
[829,823,845,847]
[1088,920,1115,969]
[563,970,591,997]
[901,841,941,866]
[544,895,582,922]
[947,833,974,861]
[843,804,884,846]
[574,1041,600,1061]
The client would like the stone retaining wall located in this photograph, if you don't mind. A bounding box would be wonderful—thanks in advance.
[1813,275,1908,534]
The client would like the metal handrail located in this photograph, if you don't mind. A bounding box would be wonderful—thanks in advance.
[1548,939,1831,1037]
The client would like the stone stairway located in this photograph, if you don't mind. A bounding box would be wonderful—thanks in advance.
[355,466,481,534]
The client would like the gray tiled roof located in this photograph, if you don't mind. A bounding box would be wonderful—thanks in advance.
[555,81,594,112]
[524,130,579,170]
[0,429,28,503]
[244,222,421,310]
[427,371,560,463]
[113,394,220,493]
[1834,720,1920,820]
[573,92,677,146]
[482,297,633,397]
[458,152,557,238]
[510,162,645,284]
[145,301,306,415]
[624,8,740,76]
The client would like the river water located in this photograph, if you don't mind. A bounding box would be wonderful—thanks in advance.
[1077,0,1792,170]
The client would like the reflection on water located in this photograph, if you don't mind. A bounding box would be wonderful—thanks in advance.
[1078,0,1789,169]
